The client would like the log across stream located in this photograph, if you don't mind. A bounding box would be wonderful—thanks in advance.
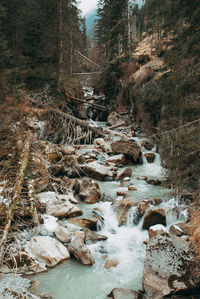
[31,133,189,299]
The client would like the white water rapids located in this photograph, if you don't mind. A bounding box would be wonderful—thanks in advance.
[32,137,188,299]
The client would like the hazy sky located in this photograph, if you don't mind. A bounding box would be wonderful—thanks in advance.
[79,0,98,15]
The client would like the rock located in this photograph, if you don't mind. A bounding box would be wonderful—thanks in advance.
[68,231,95,265]
[116,191,128,197]
[108,288,144,298]
[141,140,153,150]
[78,179,101,204]
[128,186,137,191]
[144,153,155,163]
[111,140,142,160]
[147,179,162,186]
[5,251,47,274]
[46,200,83,219]
[26,236,70,267]
[115,167,132,181]
[55,226,72,243]
[106,154,126,166]
[169,222,188,237]
[142,209,166,230]
[67,217,98,230]
[150,198,162,206]
[142,234,199,299]
[81,161,116,181]
[84,228,107,243]
[104,259,119,269]
[40,294,54,299]
[61,145,76,155]
[107,111,121,126]
[95,138,112,153]
[113,199,135,225]
[137,201,149,217]
[148,224,167,239]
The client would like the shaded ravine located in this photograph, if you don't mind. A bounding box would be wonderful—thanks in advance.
[31,135,188,299]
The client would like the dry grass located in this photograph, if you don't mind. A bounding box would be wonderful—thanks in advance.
[190,208,200,260]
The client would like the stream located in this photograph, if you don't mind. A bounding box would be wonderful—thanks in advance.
[32,134,188,299]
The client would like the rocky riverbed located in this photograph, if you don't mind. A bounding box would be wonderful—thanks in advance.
[0,97,199,299]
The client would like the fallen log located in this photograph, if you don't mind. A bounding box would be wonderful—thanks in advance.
[0,132,33,263]
[66,94,108,111]
[109,122,126,130]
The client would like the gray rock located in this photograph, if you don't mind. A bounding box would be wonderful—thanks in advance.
[142,234,199,299]
[107,288,144,298]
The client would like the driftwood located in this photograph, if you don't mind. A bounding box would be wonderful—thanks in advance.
[0,132,33,263]
[66,94,108,111]
[109,122,126,130]
[27,180,39,226]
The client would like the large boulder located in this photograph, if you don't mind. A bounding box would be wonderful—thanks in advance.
[68,231,95,265]
[81,161,116,181]
[26,236,70,267]
[142,234,199,299]
[67,217,98,230]
[46,200,82,219]
[108,288,144,299]
[77,179,101,204]
[142,209,166,230]
[111,140,142,160]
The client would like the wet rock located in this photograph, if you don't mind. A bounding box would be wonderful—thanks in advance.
[26,236,70,267]
[137,201,149,217]
[67,217,98,230]
[113,199,135,225]
[55,225,72,243]
[115,167,132,181]
[68,231,95,265]
[104,259,119,269]
[128,186,137,191]
[116,191,128,197]
[46,200,83,219]
[84,228,107,243]
[142,209,166,230]
[78,179,101,204]
[142,234,199,299]
[82,161,116,181]
[106,154,126,166]
[148,224,167,239]
[144,153,155,163]
[40,294,54,299]
[169,222,188,237]
[146,179,162,186]
[150,198,162,206]
[108,288,144,298]
[141,140,153,151]
[111,140,141,160]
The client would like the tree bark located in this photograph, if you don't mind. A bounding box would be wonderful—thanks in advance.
[58,0,64,91]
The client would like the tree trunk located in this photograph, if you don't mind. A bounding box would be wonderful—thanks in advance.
[58,0,64,91]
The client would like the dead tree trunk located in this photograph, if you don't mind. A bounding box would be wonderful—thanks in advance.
[0,133,32,263]
[58,0,64,91]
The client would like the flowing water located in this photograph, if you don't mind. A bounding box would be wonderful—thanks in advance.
[32,136,188,299]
